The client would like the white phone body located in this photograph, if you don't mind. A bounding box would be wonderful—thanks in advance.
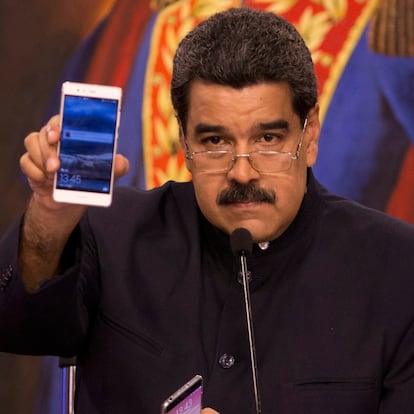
[53,81,122,207]
[161,375,203,414]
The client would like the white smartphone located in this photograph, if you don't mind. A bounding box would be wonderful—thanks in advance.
[161,375,203,414]
[53,81,122,207]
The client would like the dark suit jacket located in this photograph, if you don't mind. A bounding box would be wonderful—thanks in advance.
[1,171,414,413]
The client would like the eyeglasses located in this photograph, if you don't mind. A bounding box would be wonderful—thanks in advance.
[185,118,308,174]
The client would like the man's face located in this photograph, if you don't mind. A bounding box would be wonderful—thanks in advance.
[181,81,320,243]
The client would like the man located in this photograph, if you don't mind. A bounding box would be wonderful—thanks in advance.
[1,7,414,413]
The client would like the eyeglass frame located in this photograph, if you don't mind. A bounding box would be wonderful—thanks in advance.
[183,117,308,174]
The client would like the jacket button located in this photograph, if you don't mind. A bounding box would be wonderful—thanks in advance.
[219,353,235,369]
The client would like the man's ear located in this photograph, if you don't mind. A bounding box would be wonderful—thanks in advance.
[305,104,321,167]
[178,121,193,172]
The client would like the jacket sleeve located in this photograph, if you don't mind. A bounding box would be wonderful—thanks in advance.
[0,214,99,357]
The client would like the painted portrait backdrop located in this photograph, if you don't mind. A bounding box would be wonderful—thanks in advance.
[48,0,414,222]
[0,0,413,412]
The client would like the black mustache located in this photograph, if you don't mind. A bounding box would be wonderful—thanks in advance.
[217,182,276,205]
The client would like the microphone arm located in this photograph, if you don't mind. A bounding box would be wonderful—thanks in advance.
[231,228,262,414]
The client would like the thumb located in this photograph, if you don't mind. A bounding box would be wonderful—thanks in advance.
[114,154,130,178]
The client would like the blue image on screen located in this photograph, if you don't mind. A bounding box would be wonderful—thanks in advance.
[57,95,118,193]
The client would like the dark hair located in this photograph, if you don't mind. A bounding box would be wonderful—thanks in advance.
[171,7,317,132]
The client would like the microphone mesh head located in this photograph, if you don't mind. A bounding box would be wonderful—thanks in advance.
[230,228,253,256]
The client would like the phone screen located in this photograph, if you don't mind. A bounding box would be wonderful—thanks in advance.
[56,94,119,194]
[162,375,203,414]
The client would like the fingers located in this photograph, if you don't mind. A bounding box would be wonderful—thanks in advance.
[20,116,61,191]
[40,115,61,173]
[21,115,130,195]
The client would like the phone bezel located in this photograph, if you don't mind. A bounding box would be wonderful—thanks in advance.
[161,375,203,414]
[53,81,122,207]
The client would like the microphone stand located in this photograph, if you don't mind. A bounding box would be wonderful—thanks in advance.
[59,356,77,414]
[239,251,262,414]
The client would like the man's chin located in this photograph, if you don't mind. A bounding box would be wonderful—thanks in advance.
[223,221,277,244]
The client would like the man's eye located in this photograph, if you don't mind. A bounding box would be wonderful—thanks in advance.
[260,134,282,143]
[201,136,223,145]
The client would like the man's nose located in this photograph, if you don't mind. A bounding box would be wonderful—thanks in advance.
[226,154,260,183]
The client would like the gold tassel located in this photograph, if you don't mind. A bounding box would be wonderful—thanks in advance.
[369,0,414,56]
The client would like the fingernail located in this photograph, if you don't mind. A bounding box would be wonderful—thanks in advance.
[46,158,57,172]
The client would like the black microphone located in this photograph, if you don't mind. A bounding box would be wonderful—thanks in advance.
[230,228,261,414]
[230,227,253,256]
